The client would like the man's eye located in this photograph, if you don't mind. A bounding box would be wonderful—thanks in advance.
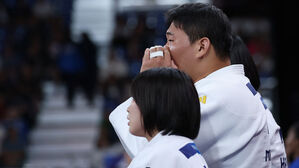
[168,39,174,42]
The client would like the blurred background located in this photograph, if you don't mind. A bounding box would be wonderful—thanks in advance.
[0,0,295,167]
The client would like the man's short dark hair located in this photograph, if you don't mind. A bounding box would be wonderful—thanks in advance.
[131,68,200,139]
[166,3,232,60]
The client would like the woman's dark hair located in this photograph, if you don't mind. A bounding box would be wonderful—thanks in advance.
[131,68,200,139]
[231,34,260,90]
[166,3,233,60]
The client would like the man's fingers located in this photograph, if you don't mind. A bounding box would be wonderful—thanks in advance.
[163,47,171,62]
[150,46,163,59]
[143,48,150,62]
[150,45,163,51]
[141,45,173,72]
[155,46,163,52]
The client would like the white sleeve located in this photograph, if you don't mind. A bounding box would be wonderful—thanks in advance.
[108,97,148,158]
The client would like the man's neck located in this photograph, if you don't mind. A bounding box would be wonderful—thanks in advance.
[193,58,231,83]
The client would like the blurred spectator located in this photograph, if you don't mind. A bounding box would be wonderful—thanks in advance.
[0,3,9,26]
[101,47,129,98]
[0,125,5,154]
[126,15,154,78]
[47,16,64,81]
[112,14,130,54]
[12,0,32,19]
[57,29,85,108]
[286,121,299,168]
[33,0,53,19]
[78,32,99,106]
[0,93,5,120]
[1,104,28,167]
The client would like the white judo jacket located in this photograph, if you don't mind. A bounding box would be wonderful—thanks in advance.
[128,133,208,168]
[109,65,287,168]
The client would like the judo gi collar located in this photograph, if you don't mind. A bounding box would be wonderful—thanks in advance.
[195,64,245,84]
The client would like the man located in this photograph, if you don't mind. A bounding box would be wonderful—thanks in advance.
[109,3,287,167]
[286,121,299,168]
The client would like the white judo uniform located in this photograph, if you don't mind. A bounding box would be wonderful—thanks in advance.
[128,132,208,168]
[109,65,287,168]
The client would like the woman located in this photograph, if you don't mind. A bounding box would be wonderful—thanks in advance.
[126,67,208,168]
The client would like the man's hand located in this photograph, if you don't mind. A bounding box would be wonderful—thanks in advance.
[140,46,177,72]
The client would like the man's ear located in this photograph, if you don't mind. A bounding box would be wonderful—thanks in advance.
[195,37,210,59]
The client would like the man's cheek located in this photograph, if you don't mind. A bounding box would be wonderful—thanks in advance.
[169,43,175,51]
[170,46,183,61]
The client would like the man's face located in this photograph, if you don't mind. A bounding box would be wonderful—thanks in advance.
[127,99,145,137]
[285,128,299,156]
[165,22,197,73]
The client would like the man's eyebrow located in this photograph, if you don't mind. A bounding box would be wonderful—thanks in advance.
[166,31,174,36]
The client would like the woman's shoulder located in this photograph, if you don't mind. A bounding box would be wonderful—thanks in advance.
[159,135,208,167]
[131,135,208,168]
[154,135,203,160]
